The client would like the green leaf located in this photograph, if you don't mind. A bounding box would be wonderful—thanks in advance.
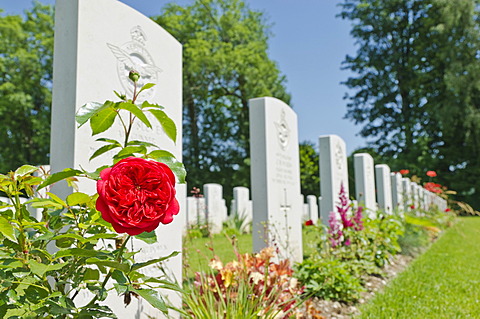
[147,154,186,184]
[130,251,180,272]
[118,102,152,129]
[54,248,107,260]
[28,259,67,277]
[90,106,117,135]
[134,231,157,244]
[66,192,91,206]
[141,101,164,110]
[115,146,147,159]
[138,83,155,95]
[28,198,64,210]
[84,268,100,281]
[148,109,177,143]
[127,140,159,148]
[47,192,67,207]
[37,168,83,190]
[14,165,38,178]
[0,216,16,243]
[85,258,130,272]
[76,101,114,127]
[131,288,168,314]
[90,144,121,161]
[147,150,175,159]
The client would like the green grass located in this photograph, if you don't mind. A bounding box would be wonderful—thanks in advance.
[359,217,480,318]
[183,226,320,273]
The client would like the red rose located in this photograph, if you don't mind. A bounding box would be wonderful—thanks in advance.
[399,169,410,175]
[426,170,437,177]
[445,208,451,212]
[305,220,314,226]
[96,157,179,235]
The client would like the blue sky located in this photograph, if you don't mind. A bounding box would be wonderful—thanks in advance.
[1,0,368,153]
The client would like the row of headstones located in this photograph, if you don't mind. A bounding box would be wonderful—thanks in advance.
[44,1,446,317]
[249,100,449,265]
[186,185,253,233]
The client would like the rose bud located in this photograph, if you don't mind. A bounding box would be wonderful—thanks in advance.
[96,157,179,236]
[129,70,140,82]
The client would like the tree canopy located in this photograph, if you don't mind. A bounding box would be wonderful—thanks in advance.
[340,0,480,208]
[0,4,54,173]
[153,0,291,197]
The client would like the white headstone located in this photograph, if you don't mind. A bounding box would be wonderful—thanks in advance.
[390,172,404,212]
[402,177,412,210]
[375,164,393,214]
[353,153,376,216]
[204,183,224,234]
[319,135,349,224]
[231,186,252,231]
[411,182,419,209]
[50,1,183,317]
[306,195,319,224]
[249,97,303,262]
[186,197,206,225]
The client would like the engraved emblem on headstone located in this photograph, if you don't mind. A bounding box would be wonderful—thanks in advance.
[275,109,290,150]
[334,142,344,171]
[107,26,163,102]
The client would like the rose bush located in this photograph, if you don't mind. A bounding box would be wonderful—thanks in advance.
[96,157,179,235]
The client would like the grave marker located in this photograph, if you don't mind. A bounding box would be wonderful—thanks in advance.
[319,135,349,224]
[375,164,393,214]
[353,153,376,216]
[249,97,303,262]
[50,1,184,316]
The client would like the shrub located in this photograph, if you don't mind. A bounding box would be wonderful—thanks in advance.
[294,257,364,303]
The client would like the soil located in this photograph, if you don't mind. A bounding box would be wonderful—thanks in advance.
[298,254,413,319]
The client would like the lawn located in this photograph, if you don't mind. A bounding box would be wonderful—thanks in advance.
[359,217,480,318]
[183,226,320,273]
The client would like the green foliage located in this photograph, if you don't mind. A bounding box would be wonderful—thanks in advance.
[294,257,363,303]
[182,247,303,318]
[222,211,251,237]
[0,4,53,173]
[339,0,480,209]
[153,0,291,201]
[0,169,177,318]
[360,217,480,318]
[299,141,320,197]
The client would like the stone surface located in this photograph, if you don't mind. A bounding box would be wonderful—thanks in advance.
[306,195,319,224]
[186,196,206,225]
[50,1,183,317]
[319,135,349,224]
[353,153,377,216]
[402,178,412,210]
[390,172,404,213]
[203,183,225,234]
[249,97,303,262]
[375,164,393,214]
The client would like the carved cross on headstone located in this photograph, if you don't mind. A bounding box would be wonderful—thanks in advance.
[280,188,291,239]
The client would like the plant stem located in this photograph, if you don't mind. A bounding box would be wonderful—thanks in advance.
[85,235,131,307]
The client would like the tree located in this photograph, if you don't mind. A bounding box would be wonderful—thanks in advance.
[299,141,319,197]
[339,0,480,208]
[153,0,290,198]
[0,4,54,173]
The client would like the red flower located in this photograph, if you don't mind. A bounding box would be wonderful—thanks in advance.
[96,157,179,235]
[410,205,415,209]
[400,169,410,175]
[424,182,442,194]
[445,208,451,212]
[305,220,314,226]
[426,170,437,177]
